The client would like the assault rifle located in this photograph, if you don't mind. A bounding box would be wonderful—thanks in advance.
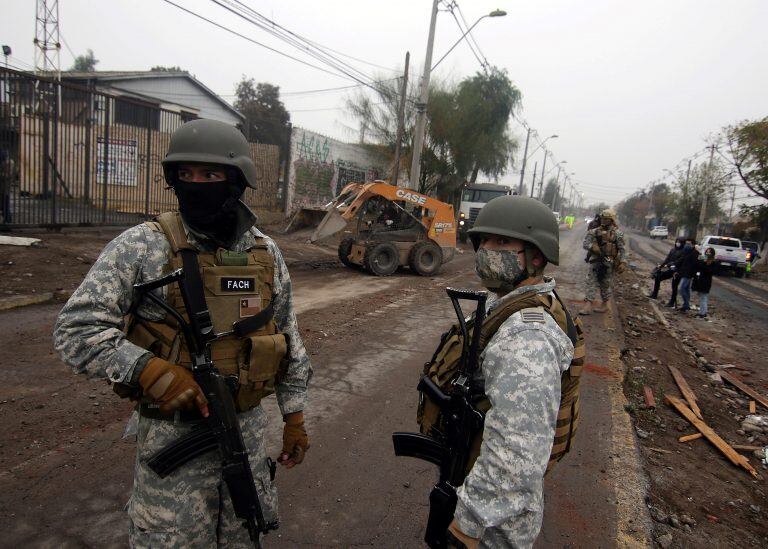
[134,264,278,548]
[392,288,488,549]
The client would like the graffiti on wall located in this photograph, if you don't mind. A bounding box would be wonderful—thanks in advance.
[290,128,386,210]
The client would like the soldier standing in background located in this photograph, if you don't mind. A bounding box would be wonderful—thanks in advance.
[54,119,312,547]
[580,209,625,315]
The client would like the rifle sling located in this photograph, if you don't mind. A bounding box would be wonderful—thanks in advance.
[179,249,214,338]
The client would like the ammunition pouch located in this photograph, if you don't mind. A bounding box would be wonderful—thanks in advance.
[236,333,288,413]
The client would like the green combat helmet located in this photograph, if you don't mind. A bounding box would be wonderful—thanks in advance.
[468,195,560,271]
[162,119,259,189]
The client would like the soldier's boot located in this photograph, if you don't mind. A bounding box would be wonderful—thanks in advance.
[593,299,612,313]
[578,300,593,316]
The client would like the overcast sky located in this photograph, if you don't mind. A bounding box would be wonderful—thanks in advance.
[3,0,767,207]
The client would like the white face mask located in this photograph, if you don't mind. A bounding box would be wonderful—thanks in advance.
[475,248,525,291]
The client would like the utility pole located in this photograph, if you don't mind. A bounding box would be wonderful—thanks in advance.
[391,51,410,185]
[518,127,531,195]
[696,145,716,241]
[728,183,736,223]
[529,161,537,198]
[538,152,547,199]
[408,0,439,190]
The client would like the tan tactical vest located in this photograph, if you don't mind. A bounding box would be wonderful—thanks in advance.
[591,227,619,261]
[418,290,585,474]
[126,212,288,413]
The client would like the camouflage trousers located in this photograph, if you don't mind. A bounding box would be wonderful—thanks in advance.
[128,406,278,548]
[585,262,614,302]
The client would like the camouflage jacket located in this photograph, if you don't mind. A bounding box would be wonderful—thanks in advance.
[53,214,312,415]
[454,279,574,546]
[583,225,625,263]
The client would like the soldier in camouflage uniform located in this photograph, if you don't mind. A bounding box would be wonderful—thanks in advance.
[579,208,625,315]
[446,196,576,549]
[53,119,312,548]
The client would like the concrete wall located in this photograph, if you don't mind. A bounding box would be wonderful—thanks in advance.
[287,126,390,212]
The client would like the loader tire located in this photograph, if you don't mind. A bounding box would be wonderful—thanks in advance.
[364,242,399,276]
[409,241,442,276]
[338,237,355,268]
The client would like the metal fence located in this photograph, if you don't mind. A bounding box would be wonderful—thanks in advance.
[0,68,281,229]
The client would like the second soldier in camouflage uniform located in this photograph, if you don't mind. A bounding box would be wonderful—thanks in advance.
[446,196,577,548]
[580,208,625,315]
[54,119,312,548]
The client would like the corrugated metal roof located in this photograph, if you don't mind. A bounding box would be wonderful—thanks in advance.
[59,70,243,122]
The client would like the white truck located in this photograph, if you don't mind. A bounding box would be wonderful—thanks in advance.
[649,226,669,239]
[700,235,749,278]
[457,183,513,242]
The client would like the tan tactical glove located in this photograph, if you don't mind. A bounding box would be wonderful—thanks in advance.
[139,357,209,417]
[279,411,309,468]
[447,520,480,549]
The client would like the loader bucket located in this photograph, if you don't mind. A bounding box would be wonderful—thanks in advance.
[310,208,349,242]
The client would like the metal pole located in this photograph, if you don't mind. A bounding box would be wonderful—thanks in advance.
[408,0,439,190]
[391,51,410,185]
[517,127,531,195]
[538,152,547,196]
[696,145,716,241]
[529,161,537,197]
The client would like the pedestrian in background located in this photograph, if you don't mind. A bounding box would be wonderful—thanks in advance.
[675,238,699,312]
[648,237,684,305]
[694,247,716,319]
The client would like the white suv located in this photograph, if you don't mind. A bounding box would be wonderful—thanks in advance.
[650,226,669,239]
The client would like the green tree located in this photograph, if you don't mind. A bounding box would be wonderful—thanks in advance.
[234,77,291,146]
[345,66,521,201]
[724,118,768,200]
[70,49,98,72]
[541,178,558,206]
[672,160,728,234]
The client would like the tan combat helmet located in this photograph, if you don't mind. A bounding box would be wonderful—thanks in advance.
[600,208,617,226]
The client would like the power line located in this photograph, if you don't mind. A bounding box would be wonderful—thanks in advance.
[214,0,404,101]
[455,2,490,68]
[159,0,356,81]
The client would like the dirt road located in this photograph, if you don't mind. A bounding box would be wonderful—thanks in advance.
[0,223,648,548]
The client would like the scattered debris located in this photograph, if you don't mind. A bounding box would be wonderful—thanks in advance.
[665,395,759,478]
[643,385,657,409]
[750,401,757,414]
[678,433,703,443]
[720,371,768,410]
[648,447,673,454]
[668,365,703,420]
[0,235,42,247]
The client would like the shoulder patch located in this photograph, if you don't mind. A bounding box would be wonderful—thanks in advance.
[520,306,546,323]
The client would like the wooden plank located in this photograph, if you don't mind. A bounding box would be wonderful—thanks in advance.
[720,371,768,410]
[732,445,763,452]
[643,385,656,409]
[678,433,703,443]
[668,365,703,420]
[750,401,756,414]
[665,395,759,479]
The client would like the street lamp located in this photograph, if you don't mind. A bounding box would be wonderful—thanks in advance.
[409,3,507,189]
[518,133,557,194]
[431,10,507,71]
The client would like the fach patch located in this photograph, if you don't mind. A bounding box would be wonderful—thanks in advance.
[221,277,256,292]
[520,306,546,323]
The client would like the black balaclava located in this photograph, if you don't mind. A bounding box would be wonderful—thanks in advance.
[168,166,246,247]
